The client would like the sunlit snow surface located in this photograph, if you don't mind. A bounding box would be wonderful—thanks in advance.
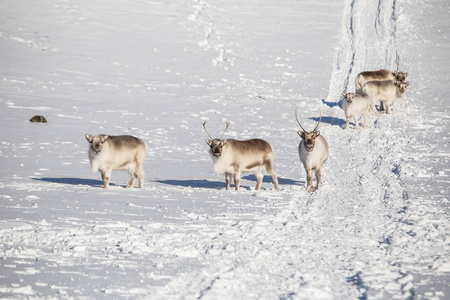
[0,0,449,299]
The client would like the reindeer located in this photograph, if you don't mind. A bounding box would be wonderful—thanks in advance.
[202,121,279,191]
[296,110,329,192]
[355,61,409,91]
[85,134,147,189]
[342,92,371,129]
[355,61,409,112]
[355,69,408,91]
[362,80,410,115]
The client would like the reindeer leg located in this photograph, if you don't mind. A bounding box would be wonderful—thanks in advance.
[386,101,392,114]
[345,117,350,130]
[255,172,263,190]
[306,169,314,193]
[370,104,380,116]
[126,166,137,188]
[225,173,231,190]
[315,168,322,190]
[136,164,145,189]
[264,161,279,191]
[126,173,136,188]
[270,171,279,191]
[234,172,241,191]
[102,169,112,189]
[363,110,369,129]
[354,116,360,129]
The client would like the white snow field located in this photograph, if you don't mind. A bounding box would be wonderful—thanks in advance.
[0,0,449,298]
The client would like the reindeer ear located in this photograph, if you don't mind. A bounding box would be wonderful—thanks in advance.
[406,72,409,77]
[85,134,93,142]
[343,93,347,98]
[101,135,109,142]
[405,82,410,87]
[313,131,321,138]
[206,139,213,146]
[220,139,228,146]
[395,71,399,76]
[298,131,306,139]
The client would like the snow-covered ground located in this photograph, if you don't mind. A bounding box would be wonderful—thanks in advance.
[0,0,448,299]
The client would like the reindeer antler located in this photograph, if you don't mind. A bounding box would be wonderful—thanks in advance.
[313,110,322,132]
[202,121,213,139]
[295,109,307,132]
[219,122,230,139]
[202,121,230,140]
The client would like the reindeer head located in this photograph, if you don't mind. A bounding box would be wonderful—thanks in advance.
[394,59,408,82]
[85,134,108,156]
[202,121,230,160]
[394,71,408,82]
[342,92,356,104]
[296,110,322,152]
[394,81,410,94]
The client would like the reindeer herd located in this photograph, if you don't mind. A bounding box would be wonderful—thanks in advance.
[85,67,409,192]
[343,65,409,128]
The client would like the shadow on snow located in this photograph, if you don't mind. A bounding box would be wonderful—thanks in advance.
[154,179,225,189]
[242,175,302,186]
[32,176,302,190]
[322,98,341,108]
[155,176,301,190]
[310,116,346,127]
[32,177,113,187]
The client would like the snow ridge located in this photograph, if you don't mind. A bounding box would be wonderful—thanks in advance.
[326,0,399,102]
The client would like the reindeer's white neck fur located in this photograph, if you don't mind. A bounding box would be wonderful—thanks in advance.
[210,145,235,175]
[89,146,112,173]
[299,136,328,170]
[395,86,406,101]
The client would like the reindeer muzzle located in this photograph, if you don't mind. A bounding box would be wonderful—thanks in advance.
[305,145,314,152]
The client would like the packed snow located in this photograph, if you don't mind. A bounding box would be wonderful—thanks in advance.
[0,0,449,299]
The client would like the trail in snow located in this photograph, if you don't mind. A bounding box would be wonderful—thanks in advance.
[324,0,450,298]
[327,0,400,101]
